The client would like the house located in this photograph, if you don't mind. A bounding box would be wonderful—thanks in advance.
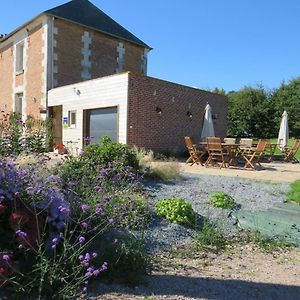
[0,0,228,154]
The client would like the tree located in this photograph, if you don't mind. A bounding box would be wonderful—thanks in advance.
[271,78,300,137]
[227,86,275,138]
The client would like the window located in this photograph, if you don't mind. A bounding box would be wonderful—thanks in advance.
[14,93,23,115]
[68,110,76,128]
[16,42,24,73]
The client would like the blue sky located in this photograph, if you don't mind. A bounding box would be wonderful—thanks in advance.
[1,0,299,92]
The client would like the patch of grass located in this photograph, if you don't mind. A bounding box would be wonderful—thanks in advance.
[194,220,227,253]
[244,230,294,252]
[136,148,180,180]
[209,192,237,209]
[287,180,300,204]
[147,161,180,180]
[269,138,300,161]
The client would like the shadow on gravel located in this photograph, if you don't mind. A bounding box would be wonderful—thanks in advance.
[98,275,300,300]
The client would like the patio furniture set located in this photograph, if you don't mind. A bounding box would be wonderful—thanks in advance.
[185,136,300,170]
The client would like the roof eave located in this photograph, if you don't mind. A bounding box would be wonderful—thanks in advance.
[0,13,44,44]
[0,13,152,50]
[45,13,152,50]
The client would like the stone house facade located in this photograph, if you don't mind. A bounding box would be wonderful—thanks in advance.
[0,0,227,154]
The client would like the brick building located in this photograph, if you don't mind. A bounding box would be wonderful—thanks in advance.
[0,0,228,154]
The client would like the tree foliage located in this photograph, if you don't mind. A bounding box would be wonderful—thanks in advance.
[270,78,300,137]
[225,78,300,138]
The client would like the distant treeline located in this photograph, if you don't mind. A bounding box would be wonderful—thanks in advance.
[210,78,300,138]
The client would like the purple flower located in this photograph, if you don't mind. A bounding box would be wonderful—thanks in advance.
[81,204,90,213]
[16,230,27,238]
[108,218,114,224]
[81,222,89,229]
[2,255,10,261]
[79,255,84,261]
[100,262,108,271]
[87,267,94,273]
[79,236,85,244]
[92,252,97,258]
[83,287,87,293]
[93,269,100,276]
[104,196,112,202]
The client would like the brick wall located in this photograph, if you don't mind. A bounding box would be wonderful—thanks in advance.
[0,42,14,113]
[127,74,228,154]
[0,19,45,119]
[53,19,146,87]
[26,23,45,118]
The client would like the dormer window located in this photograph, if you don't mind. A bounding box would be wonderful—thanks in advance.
[16,42,24,73]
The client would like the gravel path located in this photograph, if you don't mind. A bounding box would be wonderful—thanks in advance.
[142,173,290,252]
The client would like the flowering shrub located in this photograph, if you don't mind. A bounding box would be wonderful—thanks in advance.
[0,112,51,156]
[0,149,149,297]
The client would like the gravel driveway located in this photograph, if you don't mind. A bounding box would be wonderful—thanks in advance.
[142,173,290,252]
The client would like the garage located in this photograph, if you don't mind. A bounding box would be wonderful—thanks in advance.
[87,107,118,143]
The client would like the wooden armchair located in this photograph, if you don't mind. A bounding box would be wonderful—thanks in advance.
[205,137,229,168]
[242,139,268,170]
[184,136,205,166]
[282,139,300,163]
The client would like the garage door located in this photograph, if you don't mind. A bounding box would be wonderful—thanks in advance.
[88,107,118,143]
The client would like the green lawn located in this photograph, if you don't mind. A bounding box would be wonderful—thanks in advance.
[268,138,300,161]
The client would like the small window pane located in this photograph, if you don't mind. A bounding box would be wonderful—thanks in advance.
[15,94,23,115]
[16,43,24,72]
[68,111,76,128]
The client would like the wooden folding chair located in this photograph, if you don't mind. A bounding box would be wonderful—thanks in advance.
[205,137,229,168]
[242,139,268,170]
[184,136,205,166]
[282,139,300,163]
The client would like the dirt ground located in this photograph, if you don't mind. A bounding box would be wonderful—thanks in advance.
[90,243,300,300]
[180,161,300,183]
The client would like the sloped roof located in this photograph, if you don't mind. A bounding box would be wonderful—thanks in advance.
[45,0,150,48]
[1,0,151,49]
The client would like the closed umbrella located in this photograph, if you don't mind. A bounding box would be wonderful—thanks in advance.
[277,110,289,150]
[201,103,215,139]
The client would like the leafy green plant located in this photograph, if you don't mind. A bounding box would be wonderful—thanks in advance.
[82,136,139,170]
[287,180,300,204]
[209,192,237,209]
[156,198,197,227]
[194,220,227,253]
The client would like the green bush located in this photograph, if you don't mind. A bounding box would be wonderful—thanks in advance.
[194,220,226,253]
[97,232,149,286]
[209,192,237,209]
[287,180,300,204]
[156,198,197,227]
[82,136,139,170]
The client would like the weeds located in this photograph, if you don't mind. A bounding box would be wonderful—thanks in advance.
[287,180,300,204]
[194,220,227,253]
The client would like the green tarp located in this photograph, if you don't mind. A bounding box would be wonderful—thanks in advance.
[233,203,300,246]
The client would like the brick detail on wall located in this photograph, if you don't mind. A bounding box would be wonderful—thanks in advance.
[123,43,144,75]
[81,31,92,80]
[116,42,125,73]
[127,74,228,154]
[53,19,83,87]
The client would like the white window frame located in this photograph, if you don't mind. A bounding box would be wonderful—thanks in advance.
[15,42,25,73]
[68,110,76,128]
